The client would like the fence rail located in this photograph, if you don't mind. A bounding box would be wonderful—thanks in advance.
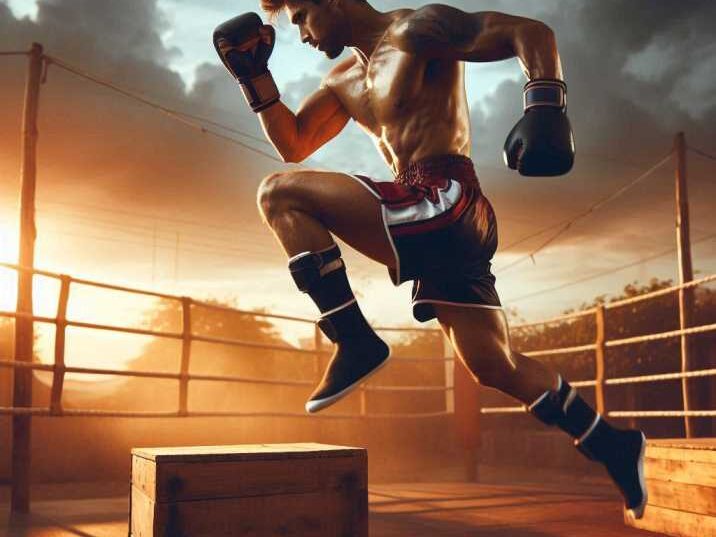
[3,263,714,422]
[0,262,455,420]
[481,273,716,430]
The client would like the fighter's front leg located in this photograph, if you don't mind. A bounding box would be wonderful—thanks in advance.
[257,170,395,413]
[257,170,395,263]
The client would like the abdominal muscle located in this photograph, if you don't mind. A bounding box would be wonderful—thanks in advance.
[371,111,472,176]
[331,46,473,177]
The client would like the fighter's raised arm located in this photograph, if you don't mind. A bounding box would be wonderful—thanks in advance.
[390,4,562,80]
[213,12,350,163]
[258,72,351,163]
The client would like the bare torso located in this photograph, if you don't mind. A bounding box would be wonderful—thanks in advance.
[324,11,471,176]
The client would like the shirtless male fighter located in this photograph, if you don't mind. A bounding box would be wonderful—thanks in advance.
[213,0,648,519]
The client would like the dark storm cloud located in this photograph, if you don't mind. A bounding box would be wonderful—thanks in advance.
[1,0,713,265]
[558,0,716,148]
[36,0,176,67]
[452,0,716,257]
[0,0,283,230]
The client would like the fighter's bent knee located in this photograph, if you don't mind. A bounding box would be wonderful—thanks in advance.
[257,172,291,219]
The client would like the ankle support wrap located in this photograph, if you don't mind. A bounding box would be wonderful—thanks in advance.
[528,375,601,438]
[528,375,576,425]
[288,244,343,292]
[288,244,372,342]
[573,414,604,460]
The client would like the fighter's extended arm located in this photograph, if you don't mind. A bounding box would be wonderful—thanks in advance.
[258,84,350,163]
[394,4,573,177]
[391,4,562,80]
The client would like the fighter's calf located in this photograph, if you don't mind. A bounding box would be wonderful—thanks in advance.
[459,341,518,392]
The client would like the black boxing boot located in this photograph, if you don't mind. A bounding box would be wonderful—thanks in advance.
[289,244,390,413]
[528,374,648,519]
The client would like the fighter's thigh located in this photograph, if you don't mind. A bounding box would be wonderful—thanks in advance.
[435,303,515,383]
[260,170,394,266]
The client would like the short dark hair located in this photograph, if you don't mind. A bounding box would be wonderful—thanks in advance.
[261,0,312,21]
[260,0,367,22]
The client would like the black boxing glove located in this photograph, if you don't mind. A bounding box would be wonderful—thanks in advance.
[213,13,280,112]
[503,79,575,177]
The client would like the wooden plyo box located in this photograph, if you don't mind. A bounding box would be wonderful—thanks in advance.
[130,443,368,537]
[625,438,716,536]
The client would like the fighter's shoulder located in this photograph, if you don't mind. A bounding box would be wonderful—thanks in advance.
[387,4,467,36]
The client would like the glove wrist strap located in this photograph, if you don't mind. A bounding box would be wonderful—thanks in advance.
[523,79,567,111]
[239,70,280,113]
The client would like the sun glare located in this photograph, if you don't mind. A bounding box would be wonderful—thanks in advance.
[0,220,151,379]
[0,220,19,311]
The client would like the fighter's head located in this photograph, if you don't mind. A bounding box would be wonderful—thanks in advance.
[260,0,369,59]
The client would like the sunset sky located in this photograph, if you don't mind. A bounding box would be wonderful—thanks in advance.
[0,0,715,371]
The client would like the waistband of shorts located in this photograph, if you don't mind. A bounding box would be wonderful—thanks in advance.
[395,154,480,188]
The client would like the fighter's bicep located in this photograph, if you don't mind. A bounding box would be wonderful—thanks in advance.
[294,85,350,159]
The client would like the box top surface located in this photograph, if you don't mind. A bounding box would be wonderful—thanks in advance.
[648,438,716,451]
[131,442,365,462]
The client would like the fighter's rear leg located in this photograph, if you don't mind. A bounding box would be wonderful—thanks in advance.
[257,170,395,413]
[436,303,647,519]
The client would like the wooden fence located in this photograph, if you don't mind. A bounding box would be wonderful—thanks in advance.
[482,273,716,436]
[0,261,454,420]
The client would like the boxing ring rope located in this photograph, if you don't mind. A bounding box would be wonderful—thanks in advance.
[0,307,448,360]
[495,151,675,276]
[0,358,455,392]
[0,261,454,420]
[605,273,716,309]
[480,273,716,425]
[522,343,597,358]
[605,323,716,347]
[41,53,292,165]
[3,261,712,422]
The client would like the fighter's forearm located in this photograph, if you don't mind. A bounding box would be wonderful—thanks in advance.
[258,101,303,163]
[256,85,350,164]
[511,21,563,81]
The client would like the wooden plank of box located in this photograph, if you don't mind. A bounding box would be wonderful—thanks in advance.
[130,442,368,537]
[626,438,716,536]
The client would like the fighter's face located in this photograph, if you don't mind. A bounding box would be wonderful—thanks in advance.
[285,0,346,59]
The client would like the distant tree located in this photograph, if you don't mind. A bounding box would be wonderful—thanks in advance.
[60,298,314,414]
[141,297,280,343]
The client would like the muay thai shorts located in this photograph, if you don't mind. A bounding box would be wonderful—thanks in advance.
[347,154,502,322]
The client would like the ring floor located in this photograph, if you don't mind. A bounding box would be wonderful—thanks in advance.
[1,480,662,537]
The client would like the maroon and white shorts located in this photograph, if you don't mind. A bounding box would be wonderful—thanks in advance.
[348,154,502,322]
